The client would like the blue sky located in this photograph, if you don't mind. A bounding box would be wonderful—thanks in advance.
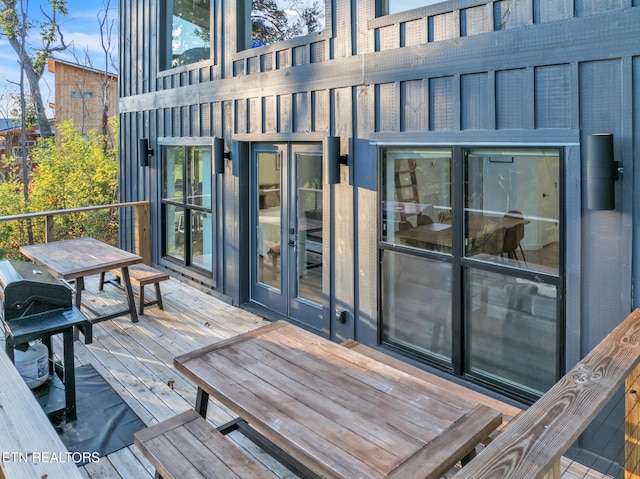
[0,0,117,117]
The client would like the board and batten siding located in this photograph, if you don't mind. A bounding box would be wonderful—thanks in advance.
[118,0,639,420]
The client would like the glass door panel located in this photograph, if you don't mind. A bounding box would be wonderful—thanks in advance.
[256,151,282,290]
[295,152,323,306]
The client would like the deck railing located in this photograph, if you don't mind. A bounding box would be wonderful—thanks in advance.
[454,308,640,479]
[0,201,151,263]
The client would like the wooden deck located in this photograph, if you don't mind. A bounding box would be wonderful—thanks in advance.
[0,274,613,479]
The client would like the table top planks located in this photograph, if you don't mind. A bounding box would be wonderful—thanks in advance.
[20,237,142,279]
[175,321,502,479]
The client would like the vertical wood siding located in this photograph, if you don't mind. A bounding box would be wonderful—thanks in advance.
[496,68,529,129]
[534,65,571,129]
[401,79,426,131]
[579,59,625,350]
[461,73,489,130]
[429,76,456,131]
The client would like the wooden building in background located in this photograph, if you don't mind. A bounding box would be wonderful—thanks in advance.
[47,58,118,135]
[118,0,640,470]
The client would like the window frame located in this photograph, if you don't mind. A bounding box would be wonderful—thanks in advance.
[236,0,333,52]
[377,0,447,17]
[160,141,217,281]
[377,144,565,404]
[159,0,216,72]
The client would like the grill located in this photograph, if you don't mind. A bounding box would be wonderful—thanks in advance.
[0,259,85,421]
[0,259,73,320]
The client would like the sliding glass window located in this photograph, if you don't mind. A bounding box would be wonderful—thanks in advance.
[381,148,454,365]
[379,145,563,402]
[162,145,214,274]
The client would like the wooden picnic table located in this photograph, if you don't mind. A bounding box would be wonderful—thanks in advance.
[20,237,143,343]
[175,321,502,479]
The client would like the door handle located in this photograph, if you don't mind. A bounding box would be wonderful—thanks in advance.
[289,240,296,247]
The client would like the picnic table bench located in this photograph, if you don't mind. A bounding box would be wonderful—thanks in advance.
[134,409,275,479]
[99,263,170,315]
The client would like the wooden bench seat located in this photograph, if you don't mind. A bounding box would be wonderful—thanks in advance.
[99,263,170,315]
[340,340,523,443]
[134,409,275,479]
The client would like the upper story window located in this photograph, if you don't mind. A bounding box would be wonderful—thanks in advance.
[71,91,94,99]
[250,0,325,48]
[163,0,211,69]
[380,0,443,15]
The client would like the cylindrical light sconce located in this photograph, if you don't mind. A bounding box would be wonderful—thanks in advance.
[232,141,249,177]
[139,138,153,167]
[586,133,616,210]
[213,137,225,175]
[325,136,347,185]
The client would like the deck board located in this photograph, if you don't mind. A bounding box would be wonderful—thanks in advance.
[0,274,612,479]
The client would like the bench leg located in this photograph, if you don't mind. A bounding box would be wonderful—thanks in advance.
[121,267,139,324]
[155,282,164,310]
[461,448,477,466]
[139,285,145,315]
[5,334,15,363]
[195,387,209,418]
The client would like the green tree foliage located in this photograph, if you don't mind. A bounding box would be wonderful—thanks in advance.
[0,180,27,258]
[0,119,119,258]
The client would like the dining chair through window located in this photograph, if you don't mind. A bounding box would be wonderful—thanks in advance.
[501,210,527,266]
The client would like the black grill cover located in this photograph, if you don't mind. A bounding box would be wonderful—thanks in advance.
[0,260,72,320]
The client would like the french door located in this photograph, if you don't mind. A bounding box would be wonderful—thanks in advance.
[250,142,326,333]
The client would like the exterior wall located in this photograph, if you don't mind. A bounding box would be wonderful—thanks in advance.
[119,0,640,403]
[49,60,118,135]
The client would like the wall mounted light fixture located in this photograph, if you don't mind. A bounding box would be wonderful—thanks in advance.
[139,138,153,167]
[213,137,230,175]
[586,133,620,210]
[326,136,348,185]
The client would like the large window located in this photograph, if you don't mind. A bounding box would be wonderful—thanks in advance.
[249,0,325,48]
[163,0,211,69]
[162,145,214,274]
[380,146,562,402]
[380,0,444,15]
